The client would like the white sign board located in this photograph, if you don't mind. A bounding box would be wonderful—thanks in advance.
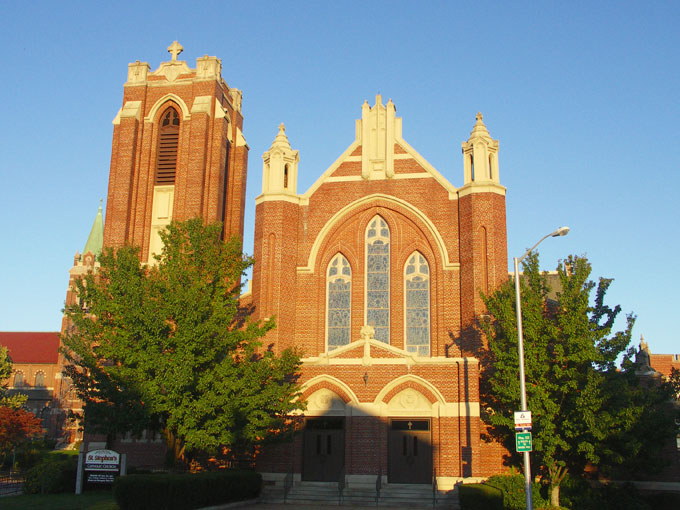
[84,449,120,472]
[514,411,532,430]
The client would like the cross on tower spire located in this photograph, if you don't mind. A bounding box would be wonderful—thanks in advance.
[167,41,184,61]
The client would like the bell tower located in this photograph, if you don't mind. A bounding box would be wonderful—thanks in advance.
[103,42,248,262]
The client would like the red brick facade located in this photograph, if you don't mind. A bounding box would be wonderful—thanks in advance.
[103,52,247,260]
[77,45,249,459]
[75,47,511,484]
[252,99,510,487]
[0,332,79,444]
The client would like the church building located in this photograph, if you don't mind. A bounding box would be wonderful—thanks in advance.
[249,96,508,488]
[72,43,510,482]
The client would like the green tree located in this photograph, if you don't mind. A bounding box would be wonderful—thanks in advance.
[61,219,303,464]
[0,346,40,467]
[0,346,28,409]
[481,254,675,507]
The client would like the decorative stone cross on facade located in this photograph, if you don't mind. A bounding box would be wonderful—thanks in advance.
[167,41,184,61]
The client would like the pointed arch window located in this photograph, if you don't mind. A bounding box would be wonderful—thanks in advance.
[13,371,24,388]
[327,254,351,351]
[366,216,390,343]
[405,252,430,356]
[155,107,180,185]
[35,371,45,388]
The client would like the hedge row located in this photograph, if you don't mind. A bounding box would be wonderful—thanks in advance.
[459,473,548,510]
[458,483,503,510]
[23,456,78,494]
[112,469,262,510]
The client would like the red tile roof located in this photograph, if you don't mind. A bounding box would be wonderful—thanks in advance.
[649,354,680,378]
[0,332,60,364]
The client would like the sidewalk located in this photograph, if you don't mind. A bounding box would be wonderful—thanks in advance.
[205,500,436,510]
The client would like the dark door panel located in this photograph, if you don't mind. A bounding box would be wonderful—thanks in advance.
[302,418,345,481]
[388,419,432,484]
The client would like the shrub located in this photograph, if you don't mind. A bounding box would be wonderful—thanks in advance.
[112,469,262,510]
[556,474,612,510]
[642,491,680,509]
[23,456,78,494]
[485,473,548,510]
[599,483,650,510]
[459,483,503,510]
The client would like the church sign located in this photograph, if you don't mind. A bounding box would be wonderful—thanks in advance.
[84,449,120,484]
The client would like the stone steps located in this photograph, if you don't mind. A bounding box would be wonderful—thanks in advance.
[260,481,459,509]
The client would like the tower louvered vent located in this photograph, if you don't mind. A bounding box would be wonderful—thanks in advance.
[155,108,180,185]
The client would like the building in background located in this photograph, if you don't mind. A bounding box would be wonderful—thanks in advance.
[0,331,80,444]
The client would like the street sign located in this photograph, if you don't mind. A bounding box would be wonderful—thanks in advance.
[516,431,532,452]
[514,411,532,430]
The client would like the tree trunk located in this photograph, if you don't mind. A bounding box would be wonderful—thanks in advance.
[550,483,560,507]
[164,428,185,467]
[547,461,567,508]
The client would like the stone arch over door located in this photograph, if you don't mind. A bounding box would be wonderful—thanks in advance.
[378,375,441,484]
[305,388,347,417]
[301,382,351,482]
[301,374,359,414]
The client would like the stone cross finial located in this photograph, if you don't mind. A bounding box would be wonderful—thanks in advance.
[476,112,483,121]
[167,41,184,61]
[360,325,375,340]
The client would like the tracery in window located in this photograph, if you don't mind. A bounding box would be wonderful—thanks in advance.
[327,253,351,350]
[405,251,430,356]
[366,216,390,343]
[13,371,24,387]
[35,371,45,387]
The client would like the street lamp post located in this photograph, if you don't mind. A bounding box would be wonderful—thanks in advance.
[513,226,569,510]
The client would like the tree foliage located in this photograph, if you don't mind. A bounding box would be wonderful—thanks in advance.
[481,254,676,507]
[61,219,303,462]
[0,347,41,466]
[0,346,27,409]
[0,406,43,463]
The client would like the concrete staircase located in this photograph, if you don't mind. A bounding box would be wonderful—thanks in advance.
[260,480,460,509]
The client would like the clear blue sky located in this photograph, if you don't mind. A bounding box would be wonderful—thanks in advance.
[1,2,678,357]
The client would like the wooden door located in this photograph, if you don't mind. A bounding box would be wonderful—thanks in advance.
[302,418,345,482]
[388,419,432,484]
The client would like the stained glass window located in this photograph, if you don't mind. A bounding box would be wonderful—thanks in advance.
[366,216,390,343]
[405,252,430,356]
[327,253,351,350]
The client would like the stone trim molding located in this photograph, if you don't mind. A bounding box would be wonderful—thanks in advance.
[297,194,459,274]
[144,93,191,123]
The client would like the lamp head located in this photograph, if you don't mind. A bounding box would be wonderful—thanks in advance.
[551,226,570,237]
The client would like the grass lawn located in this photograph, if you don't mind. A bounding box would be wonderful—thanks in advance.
[0,490,118,510]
